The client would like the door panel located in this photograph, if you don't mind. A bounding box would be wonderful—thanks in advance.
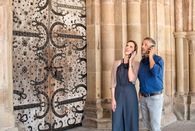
[13,0,86,130]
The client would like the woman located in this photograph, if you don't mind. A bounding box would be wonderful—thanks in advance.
[111,40,139,131]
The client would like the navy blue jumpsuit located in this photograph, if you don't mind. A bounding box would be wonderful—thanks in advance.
[112,62,139,131]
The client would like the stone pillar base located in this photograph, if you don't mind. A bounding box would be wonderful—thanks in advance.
[162,95,177,126]
[174,94,195,120]
[82,99,111,129]
[161,112,177,127]
[0,112,18,131]
[187,94,195,120]
[174,95,188,120]
[82,117,111,129]
[101,98,112,119]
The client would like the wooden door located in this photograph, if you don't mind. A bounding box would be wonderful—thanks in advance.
[13,0,87,130]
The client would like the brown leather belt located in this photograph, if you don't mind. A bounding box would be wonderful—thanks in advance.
[141,92,162,97]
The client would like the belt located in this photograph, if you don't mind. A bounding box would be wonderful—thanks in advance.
[141,92,162,97]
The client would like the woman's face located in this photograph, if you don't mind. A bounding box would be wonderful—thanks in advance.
[124,42,135,56]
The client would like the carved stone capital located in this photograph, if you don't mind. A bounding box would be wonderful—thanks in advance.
[187,31,195,40]
[173,32,186,38]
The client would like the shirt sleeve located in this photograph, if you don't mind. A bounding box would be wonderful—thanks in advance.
[150,58,164,76]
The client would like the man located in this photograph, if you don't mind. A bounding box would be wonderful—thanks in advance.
[138,37,164,131]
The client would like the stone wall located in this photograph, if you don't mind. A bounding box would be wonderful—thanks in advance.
[0,0,18,130]
[83,0,195,129]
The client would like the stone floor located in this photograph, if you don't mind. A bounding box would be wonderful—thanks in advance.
[162,120,195,131]
[67,120,195,131]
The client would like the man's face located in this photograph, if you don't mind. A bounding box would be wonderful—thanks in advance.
[141,40,153,55]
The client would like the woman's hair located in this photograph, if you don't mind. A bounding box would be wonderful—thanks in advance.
[127,40,138,53]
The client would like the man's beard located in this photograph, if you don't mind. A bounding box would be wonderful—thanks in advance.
[142,52,149,58]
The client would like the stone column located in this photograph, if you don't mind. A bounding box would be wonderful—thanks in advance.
[127,0,141,57]
[173,32,187,120]
[193,0,195,31]
[189,0,195,94]
[162,0,177,126]
[174,0,185,95]
[173,0,188,120]
[100,0,115,126]
[164,0,175,96]
[174,32,186,94]
[0,0,18,131]
[188,32,195,93]
[185,0,195,121]
[114,0,127,59]
[83,0,110,128]
[186,32,195,120]
[187,0,195,94]
[101,0,115,100]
